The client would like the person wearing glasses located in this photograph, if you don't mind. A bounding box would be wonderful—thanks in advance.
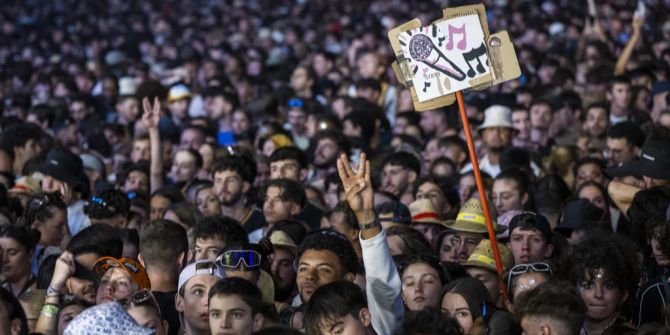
[505,262,553,311]
[442,198,499,264]
[208,277,265,335]
[507,211,554,265]
[175,260,226,335]
[121,289,169,335]
[215,242,275,304]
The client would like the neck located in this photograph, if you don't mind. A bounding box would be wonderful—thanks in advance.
[10,273,30,296]
[584,313,618,335]
[610,105,629,117]
[221,200,249,222]
[12,156,23,176]
[399,191,415,206]
[147,269,177,292]
[183,323,209,335]
[487,151,500,165]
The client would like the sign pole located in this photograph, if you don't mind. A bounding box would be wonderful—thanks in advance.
[455,90,510,304]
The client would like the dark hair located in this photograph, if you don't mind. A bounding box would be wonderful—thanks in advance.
[565,234,641,295]
[212,155,257,184]
[66,224,123,259]
[175,148,204,169]
[193,215,248,247]
[443,277,491,321]
[297,229,359,275]
[529,99,554,114]
[343,110,376,140]
[0,287,28,335]
[253,326,302,335]
[514,280,586,335]
[533,175,571,215]
[269,147,308,171]
[0,123,42,160]
[1,226,38,252]
[209,277,263,315]
[608,75,631,91]
[387,226,433,256]
[382,151,421,176]
[394,307,462,335]
[311,130,351,159]
[84,189,131,219]
[495,167,532,197]
[303,281,368,335]
[330,202,357,230]
[151,186,185,204]
[20,192,67,227]
[399,253,447,286]
[499,148,532,174]
[627,187,670,241]
[486,310,522,335]
[118,162,150,188]
[264,179,307,209]
[139,219,188,272]
[36,254,58,289]
[606,121,644,148]
[413,176,460,210]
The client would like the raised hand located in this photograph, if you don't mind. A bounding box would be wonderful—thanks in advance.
[142,97,161,130]
[336,153,374,215]
[50,251,76,291]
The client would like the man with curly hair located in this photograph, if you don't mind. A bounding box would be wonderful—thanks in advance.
[633,216,670,327]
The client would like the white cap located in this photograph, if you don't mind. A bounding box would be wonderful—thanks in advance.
[178,260,226,292]
[477,105,515,131]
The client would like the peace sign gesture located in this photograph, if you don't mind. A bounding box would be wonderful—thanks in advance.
[142,97,161,130]
[336,153,374,215]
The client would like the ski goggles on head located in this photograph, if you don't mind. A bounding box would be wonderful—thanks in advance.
[216,250,262,269]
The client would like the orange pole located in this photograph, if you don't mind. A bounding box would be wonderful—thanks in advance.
[455,90,509,304]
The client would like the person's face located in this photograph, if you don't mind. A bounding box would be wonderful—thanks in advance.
[458,175,476,206]
[231,111,250,135]
[438,233,458,263]
[119,98,140,122]
[650,234,670,267]
[314,138,339,168]
[508,228,552,264]
[529,103,552,130]
[609,83,631,109]
[150,195,170,221]
[270,159,302,181]
[343,120,361,138]
[386,235,406,256]
[512,272,549,302]
[196,187,221,217]
[57,304,85,335]
[512,110,531,140]
[214,170,247,207]
[70,101,89,122]
[382,164,412,197]
[176,275,220,334]
[401,262,442,311]
[318,312,371,335]
[605,138,636,166]
[180,129,205,150]
[411,223,442,247]
[296,249,346,302]
[288,109,307,133]
[123,171,149,194]
[578,270,627,322]
[449,232,483,264]
[0,237,32,282]
[41,176,73,204]
[441,293,474,334]
[576,163,605,187]
[34,208,68,247]
[465,267,501,303]
[96,268,139,304]
[393,117,409,136]
[131,139,151,163]
[584,107,609,137]
[194,237,226,262]
[269,247,296,295]
[171,151,198,183]
[481,127,513,151]
[578,185,607,212]
[492,179,525,216]
[127,306,166,335]
[169,99,190,120]
[263,186,298,224]
[290,67,312,92]
[209,294,262,335]
[419,111,437,135]
[66,277,96,304]
[357,53,381,79]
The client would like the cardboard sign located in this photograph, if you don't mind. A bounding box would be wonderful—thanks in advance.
[389,3,521,111]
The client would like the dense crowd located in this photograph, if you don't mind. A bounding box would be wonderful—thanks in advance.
[0,0,669,334]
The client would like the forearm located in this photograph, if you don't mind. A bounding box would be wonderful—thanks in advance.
[608,180,641,217]
[149,128,164,192]
[34,295,60,335]
[615,31,641,75]
[356,210,381,240]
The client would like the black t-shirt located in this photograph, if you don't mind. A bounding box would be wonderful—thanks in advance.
[242,207,267,233]
[153,290,180,335]
[295,202,324,230]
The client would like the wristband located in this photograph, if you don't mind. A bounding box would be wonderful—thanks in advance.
[46,286,60,297]
[42,304,60,315]
[358,218,380,230]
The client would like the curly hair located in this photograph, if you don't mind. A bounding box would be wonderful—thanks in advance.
[297,229,359,275]
[394,307,462,335]
[564,234,641,294]
[84,189,130,219]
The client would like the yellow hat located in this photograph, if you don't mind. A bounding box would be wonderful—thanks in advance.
[464,239,514,273]
[444,198,499,234]
[408,199,442,225]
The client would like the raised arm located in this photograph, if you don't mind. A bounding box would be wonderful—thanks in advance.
[615,16,644,75]
[142,97,164,193]
[35,252,76,335]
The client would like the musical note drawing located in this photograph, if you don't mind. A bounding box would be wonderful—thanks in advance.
[422,81,431,93]
[463,42,488,78]
[438,37,446,47]
[409,34,466,81]
[445,24,467,51]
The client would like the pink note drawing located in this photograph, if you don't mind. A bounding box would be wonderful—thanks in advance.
[445,24,467,51]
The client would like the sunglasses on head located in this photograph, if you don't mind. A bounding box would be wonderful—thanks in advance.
[288,98,304,108]
[118,289,160,312]
[216,250,262,269]
[89,196,117,212]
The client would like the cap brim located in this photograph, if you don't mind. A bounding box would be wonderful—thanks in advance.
[38,164,83,187]
[604,160,643,178]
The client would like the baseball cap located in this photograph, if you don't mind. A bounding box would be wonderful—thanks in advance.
[38,148,89,191]
[508,212,552,243]
[178,260,226,292]
[555,199,607,235]
[376,200,412,225]
[93,257,151,290]
[605,139,670,180]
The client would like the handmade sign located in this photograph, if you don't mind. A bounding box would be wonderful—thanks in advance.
[388,3,521,111]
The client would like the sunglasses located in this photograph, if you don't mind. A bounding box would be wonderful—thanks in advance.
[216,250,262,269]
[288,98,304,108]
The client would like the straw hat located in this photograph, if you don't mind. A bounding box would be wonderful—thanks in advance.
[464,239,514,273]
[408,199,442,225]
[9,176,40,195]
[269,230,298,255]
[444,198,500,234]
